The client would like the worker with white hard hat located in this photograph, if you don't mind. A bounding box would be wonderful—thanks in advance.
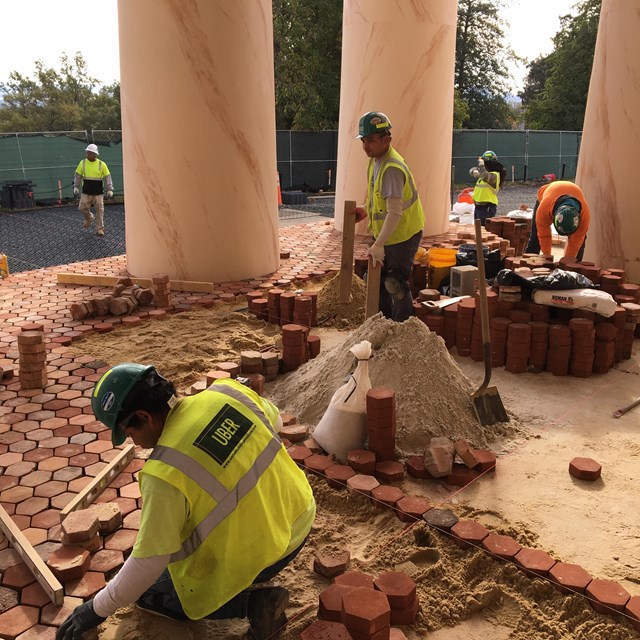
[73,143,114,237]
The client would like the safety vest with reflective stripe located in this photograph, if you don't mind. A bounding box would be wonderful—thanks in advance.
[75,159,111,180]
[366,146,425,245]
[139,379,314,619]
[473,171,500,205]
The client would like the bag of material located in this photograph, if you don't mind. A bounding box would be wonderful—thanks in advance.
[312,340,372,463]
[532,288,617,317]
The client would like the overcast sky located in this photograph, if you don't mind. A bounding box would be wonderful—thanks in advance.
[0,0,582,94]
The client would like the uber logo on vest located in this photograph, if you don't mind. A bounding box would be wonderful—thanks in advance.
[193,404,254,467]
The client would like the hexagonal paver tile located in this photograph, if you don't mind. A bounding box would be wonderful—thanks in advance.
[40,596,84,626]
[342,586,391,636]
[2,562,37,590]
[0,605,39,638]
[21,528,48,547]
[19,581,51,608]
[46,547,90,582]
[13,624,57,640]
[422,508,459,532]
[395,496,431,523]
[451,520,489,549]
[346,474,380,497]
[549,562,593,595]
[33,480,66,498]
[334,571,375,590]
[40,457,70,473]
[300,620,353,640]
[514,548,557,577]
[31,510,62,530]
[85,462,109,477]
[585,579,630,614]
[373,571,417,609]
[481,534,522,561]
[122,509,140,530]
[5,461,37,478]
[0,585,19,613]
[0,486,34,504]
[89,549,124,575]
[318,583,356,622]
[0,453,25,468]
[64,571,106,598]
[625,595,640,632]
[52,467,83,482]
[51,492,78,510]
[104,529,137,555]
[313,550,350,579]
[61,510,100,543]
[23,448,53,464]
[20,471,53,489]
[370,485,405,511]
[569,457,602,481]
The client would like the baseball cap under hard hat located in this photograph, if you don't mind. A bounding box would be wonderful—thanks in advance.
[85,143,99,155]
[553,197,581,236]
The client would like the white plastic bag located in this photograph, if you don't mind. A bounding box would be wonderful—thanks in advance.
[312,340,372,462]
[532,288,617,317]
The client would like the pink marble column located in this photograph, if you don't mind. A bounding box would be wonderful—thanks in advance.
[118,0,279,282]
[334,0,458,236]
[576,0,640,282]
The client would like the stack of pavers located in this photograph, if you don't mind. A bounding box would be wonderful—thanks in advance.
[18,327,47,389]
[365,388,396,462]
[151,273,171,308]
[485,216,533,256]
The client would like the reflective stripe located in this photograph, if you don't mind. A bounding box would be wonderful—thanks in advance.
[149,384,282,562]
[80,159,104,179]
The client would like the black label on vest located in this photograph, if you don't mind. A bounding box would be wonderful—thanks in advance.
[193,404,255,467]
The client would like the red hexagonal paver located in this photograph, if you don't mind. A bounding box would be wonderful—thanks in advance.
[304,454,336,476]
[89,549,124,575]
[13,623,57,640]
[373,571,417,609]
[0,605,39,638]
[104,528,137,554]
[346,474,380,497]
[15,497,49,517]
[21,528,47,547]
[549,562,593,594]
[514,548,557,577]
[0,486,33,504]
[39,457,69,473]
[395,496,431,523]
[334,571,375,590]
[585,579,630,615]
[314,550,350,579]
[370,485,405,511]
[481,534,522,561]
[47,546,91,582]
[347,449,376,475]
[342,587,391,636]
[64,571,106,598]
[569,457,602,481]
[34,480,67,498]
[450,520,489,549]
[375,461,404,484]
[5,461,37,478]
[625,595,640,632]
[30,509,61,530]
[324,465,356,491]
[40,596,84,626]
[301,620,354,640]
[19,582,51,608]
[2,562,37,589]
[318,583,356,622]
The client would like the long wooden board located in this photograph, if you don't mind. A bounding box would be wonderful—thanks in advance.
[0,505,63,605]
[365,256,381,318]
[339,200,357,303]
[60,445,136,521]
[57,273,214,293]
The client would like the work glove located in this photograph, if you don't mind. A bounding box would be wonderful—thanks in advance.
[106,190,114,198]
[469,167,480,179]
[367,243,385,268]
[73,187,79,197]
[477,157,485,167]
[353,206,366,223]
[55,600,106,640]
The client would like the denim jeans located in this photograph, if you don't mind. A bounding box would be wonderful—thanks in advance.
[138,539,307,621]
[378,230,422,322]
[473,203,497,226]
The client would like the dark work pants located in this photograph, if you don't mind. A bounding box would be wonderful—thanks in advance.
[473,203,497,226]
[379,230,422,323]
[525,200,587,260]
[138,539,307,621]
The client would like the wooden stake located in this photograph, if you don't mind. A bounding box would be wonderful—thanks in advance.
[0,505,63,605]
[365,255,381,318]
[339,200,357,303]
[60,445,136,521]
[57,273,214,293]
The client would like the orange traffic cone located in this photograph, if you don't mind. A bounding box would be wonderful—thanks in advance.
[276,172,283,205]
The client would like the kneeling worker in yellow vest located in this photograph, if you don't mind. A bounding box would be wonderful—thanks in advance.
[56,363,315,640]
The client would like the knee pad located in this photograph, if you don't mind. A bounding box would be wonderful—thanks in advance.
[384,275,407,301]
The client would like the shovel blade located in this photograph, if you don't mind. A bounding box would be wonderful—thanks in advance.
[471,386,509,426]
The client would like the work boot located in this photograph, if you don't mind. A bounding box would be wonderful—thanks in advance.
[247,586,289,640]
[83,214,94,229]
[96,229,105,237]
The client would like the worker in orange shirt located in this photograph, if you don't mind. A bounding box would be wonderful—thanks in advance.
[524,180,590,260]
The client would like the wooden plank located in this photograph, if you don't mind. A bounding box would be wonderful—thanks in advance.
[56,273,214,293]
[339,200,357,303]
[0,505,64,605]
[365,256,381,318]
[60,445,136,521]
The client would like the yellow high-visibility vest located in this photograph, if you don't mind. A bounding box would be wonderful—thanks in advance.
[473,171,500,204]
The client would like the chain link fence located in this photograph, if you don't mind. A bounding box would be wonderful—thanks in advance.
[0,129,581,208]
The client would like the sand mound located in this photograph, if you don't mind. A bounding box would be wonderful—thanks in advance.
[316,272,366,328]
[268,314,514,452]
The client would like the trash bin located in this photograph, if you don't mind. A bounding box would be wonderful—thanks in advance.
[281,190,308,205]
[1,180,36,209]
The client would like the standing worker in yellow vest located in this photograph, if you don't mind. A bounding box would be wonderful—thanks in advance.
[354,111,425,322]
[469,150,506,226]
[73,143,114,237]
[56,364,315,640]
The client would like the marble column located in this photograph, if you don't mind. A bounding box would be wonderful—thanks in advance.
[334,0,457,236]
[576,0,640,282]
[118,0,279,282]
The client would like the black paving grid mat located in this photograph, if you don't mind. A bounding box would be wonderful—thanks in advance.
[0,204,125,274]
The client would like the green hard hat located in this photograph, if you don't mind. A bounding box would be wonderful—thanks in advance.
[357,111,392,139]
[482,150,498,162]
[553,197,581,236]
[91,363,155,445]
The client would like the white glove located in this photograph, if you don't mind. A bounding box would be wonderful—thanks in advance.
[469,167,480,179]
[73,187,79,197]
[367,243,385,268]
[477,157,485,167]
[106,190,113,198]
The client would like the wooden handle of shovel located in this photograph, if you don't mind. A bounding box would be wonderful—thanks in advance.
[365,255,381,318]
[339,200,357,303]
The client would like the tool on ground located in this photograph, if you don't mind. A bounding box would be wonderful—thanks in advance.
[471,218,509,425]
[613,397,640,418]
[365,255,381,318]
[339,200,357,303]
[421,295,470,312]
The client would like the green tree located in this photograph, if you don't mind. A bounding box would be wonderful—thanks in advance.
[522,0,601,130]
[455,0,515,128]
[273,0,342,129]
[0,53,121,132]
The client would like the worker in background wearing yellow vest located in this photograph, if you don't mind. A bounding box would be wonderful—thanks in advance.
[469,150,507,226]
[353,111,425,322]
[73,143,114,237]
[56,364,315,640]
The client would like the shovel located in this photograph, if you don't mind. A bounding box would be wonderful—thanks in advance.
[471,218,509,425]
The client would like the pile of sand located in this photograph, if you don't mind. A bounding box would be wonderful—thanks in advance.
[268,314,517,453]
[316,272,366,328]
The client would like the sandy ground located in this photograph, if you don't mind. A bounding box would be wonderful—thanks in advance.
[69,305,640,640]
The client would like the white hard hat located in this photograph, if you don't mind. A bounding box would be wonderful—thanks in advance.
[85,144,99,155]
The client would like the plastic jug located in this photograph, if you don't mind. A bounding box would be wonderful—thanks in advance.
[427,248,457,290]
